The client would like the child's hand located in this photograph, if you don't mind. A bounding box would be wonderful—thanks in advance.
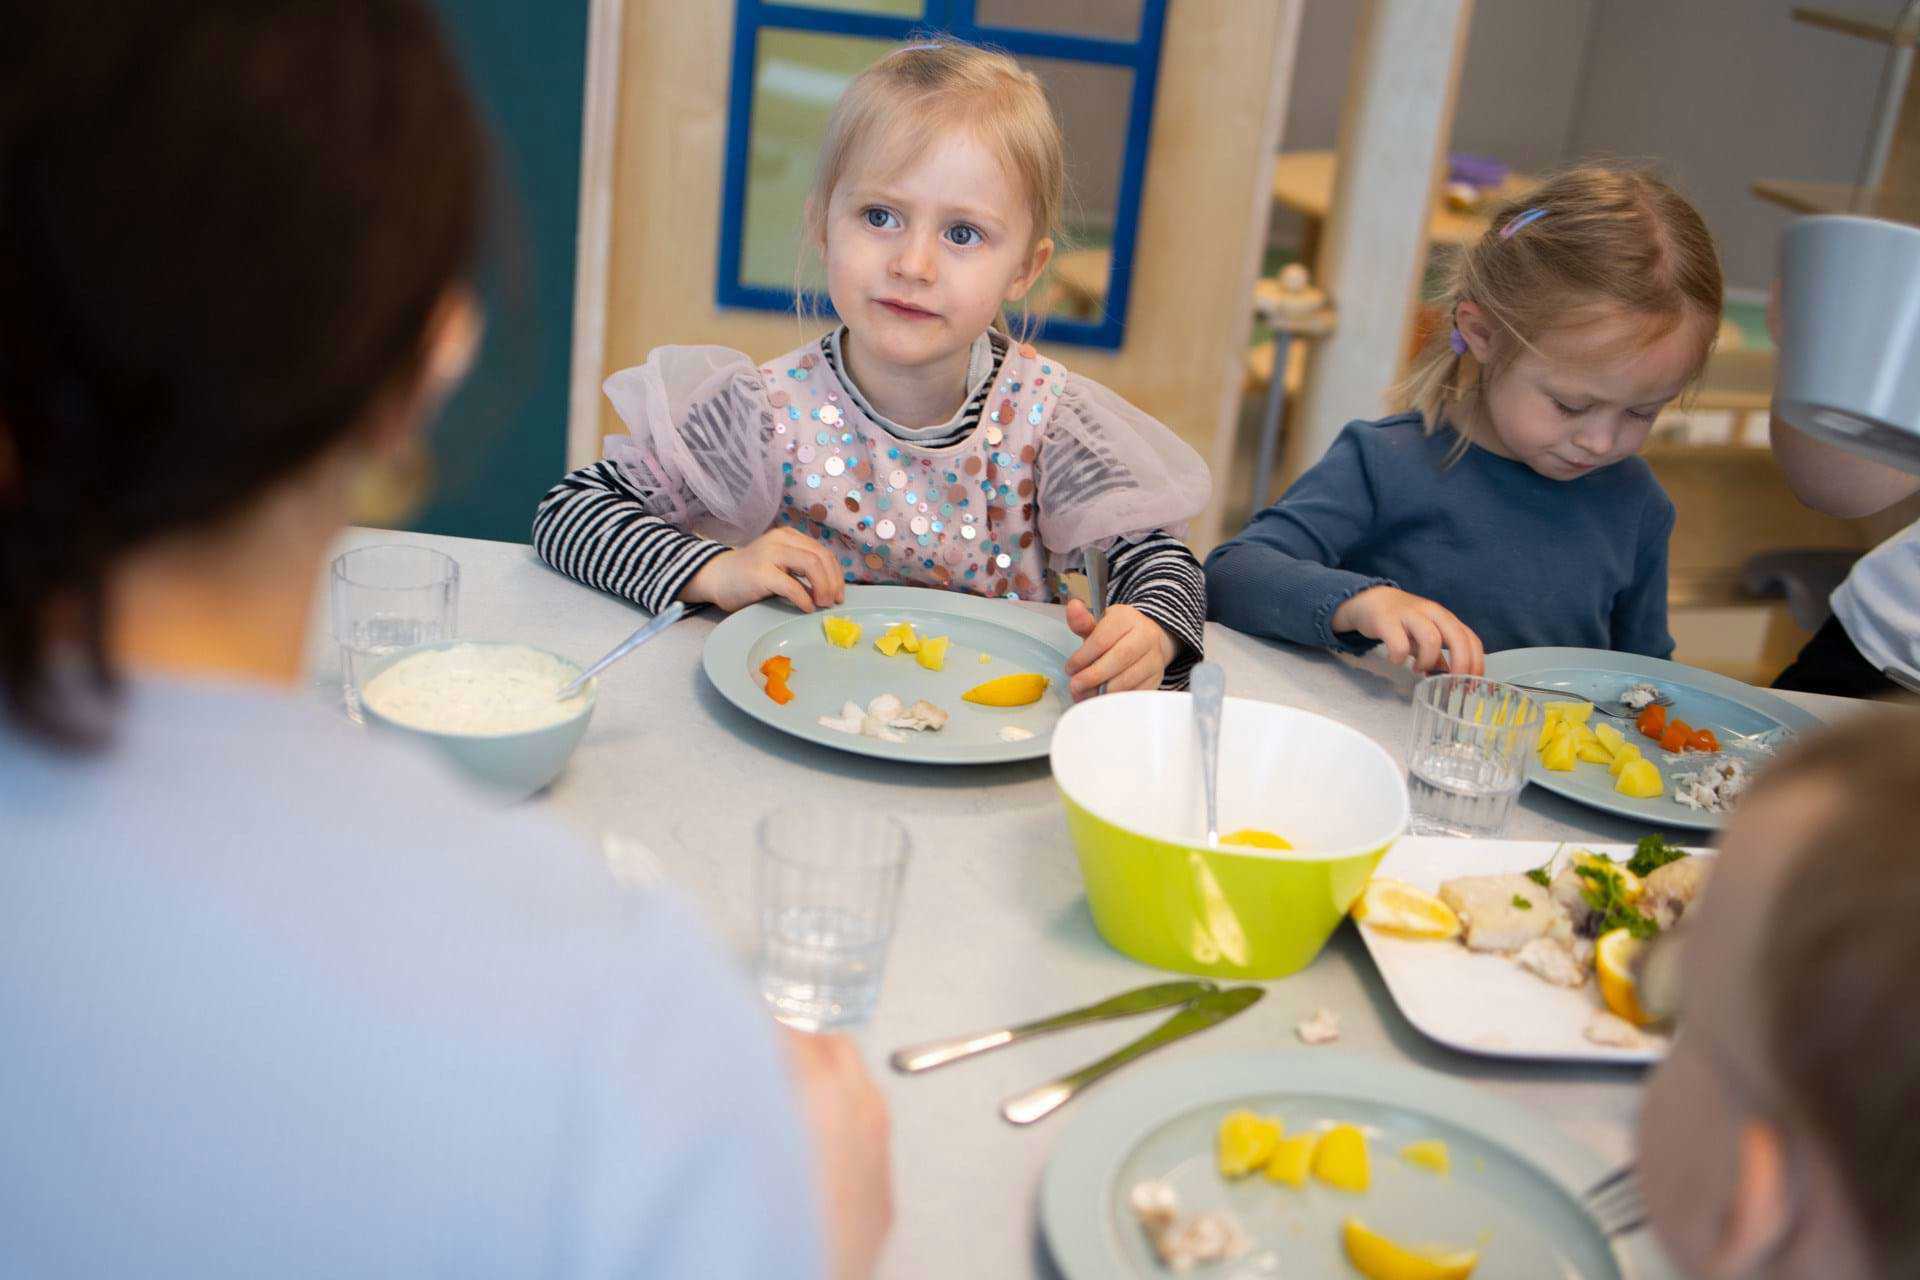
[682,528,847,613]
[1331,586,1485,675]
[1064,599,1178,699]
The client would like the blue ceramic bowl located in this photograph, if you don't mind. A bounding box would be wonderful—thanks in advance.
[360,640,595,801]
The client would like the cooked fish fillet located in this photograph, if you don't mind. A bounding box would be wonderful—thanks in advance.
[1437,874,1561,952]
[1514,937,1587,988]
[1643,856,1709,929]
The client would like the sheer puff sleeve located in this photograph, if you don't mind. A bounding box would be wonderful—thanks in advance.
[1034,376,1212,569]
[600,346,782,546]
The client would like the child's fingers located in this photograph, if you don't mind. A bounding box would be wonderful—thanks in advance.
[1377,623,1411,668]
[1064,597,1096,639]
[1432,612,1479,675]
[1408,615,1444,673]
[1070,626,1152,698]
[762,565,816,614]
[1065,611,1124,676]
[770,537,840,607]
[1102,650,1163,694]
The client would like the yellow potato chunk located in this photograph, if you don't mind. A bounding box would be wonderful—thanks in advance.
[915,634,950,671]
[1575,741,1614,765]
[1543,699,1593,724]
[1216,1109,1282,1179]
[1593,723,1626,757]
[1264,1132,1319,1187]
[822,616,862,648]
[1311,1124,1371,1192]
[1614,758,1662,798]
[1399,1139,1450,1175]
[1541,733,1578,772]
[1608,743,1642,778]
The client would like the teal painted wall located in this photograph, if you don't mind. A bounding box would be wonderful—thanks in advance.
[410,1,587,544]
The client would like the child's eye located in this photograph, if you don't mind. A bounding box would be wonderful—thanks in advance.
[862,207,899,230]
[1626,407,1662,422]
[945,224,983,247]
[1549,397,1589,417]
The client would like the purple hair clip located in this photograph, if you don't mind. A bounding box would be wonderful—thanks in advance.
[1449,327,1468,355]
[1500,207,1548,239]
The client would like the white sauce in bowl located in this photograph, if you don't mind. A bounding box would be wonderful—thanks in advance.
[362,643,589,736]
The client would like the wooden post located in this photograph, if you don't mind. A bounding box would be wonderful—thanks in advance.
[1286,0,1473,479]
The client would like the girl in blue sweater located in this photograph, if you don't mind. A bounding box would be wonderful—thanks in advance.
[1207,164,1724,674]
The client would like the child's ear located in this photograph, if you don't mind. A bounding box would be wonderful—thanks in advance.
[1714,1119,1794,1275]
[1454,299,1499,363]
[1005,237,1054,303]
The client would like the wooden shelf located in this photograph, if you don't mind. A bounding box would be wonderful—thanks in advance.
[1751,178,1874,214]
[1791,6,1920,47]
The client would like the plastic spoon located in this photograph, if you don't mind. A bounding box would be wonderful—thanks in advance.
[1191,661,1225,847]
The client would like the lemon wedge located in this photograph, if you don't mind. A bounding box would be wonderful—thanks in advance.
[1572,852,1643,901]
[1216,1109,1283,1178]
[1341,1218,1479,1280]
[1350,879,1461,940]
[822,616,861,648]
[915,634,950,671]
[962,672,1050,707]
[1399,1139,1450,1175]
[1312,1124,1370,1192]
[1596,927,1655,1026]
[1221,827,1292,850]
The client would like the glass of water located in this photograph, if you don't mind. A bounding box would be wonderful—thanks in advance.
[1405,675,1544,838]
[755,811,910,1032]
[329,544,459,724]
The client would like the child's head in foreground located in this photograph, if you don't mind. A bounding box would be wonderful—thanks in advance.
[1639,714,1920,1277]
[802,40,1062,370]
[1400,163,1724,478]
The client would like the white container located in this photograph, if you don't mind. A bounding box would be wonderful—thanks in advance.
[1776,214,1920,474]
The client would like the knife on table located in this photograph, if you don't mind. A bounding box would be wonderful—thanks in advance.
[889,980,1216,1074]
[1000,986,1265,1125]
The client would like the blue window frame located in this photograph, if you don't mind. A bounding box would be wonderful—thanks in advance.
[717,0,1168,349]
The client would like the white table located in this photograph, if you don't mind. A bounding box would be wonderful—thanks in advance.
[310,529,1856,1279]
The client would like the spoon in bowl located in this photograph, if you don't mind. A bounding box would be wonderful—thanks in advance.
[1191,662,1225,848]
[556,600,686,700]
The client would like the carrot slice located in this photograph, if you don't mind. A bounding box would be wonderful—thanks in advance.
[1659,724,1688,753]
[1636,705,1667,740]
[760,655,793,681]
[1688,728,1719,753]
[764,674,794,705]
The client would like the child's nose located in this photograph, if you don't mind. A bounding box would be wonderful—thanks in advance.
[891,233,937,283]
[1573,418,1617,457]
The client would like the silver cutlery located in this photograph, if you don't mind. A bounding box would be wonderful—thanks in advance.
[1000,986,1264,1125]
[889,980,1217,1074]
[1504,680,1673,721]
[1584,1164,1646,1237]
[556,600,685,700]
[1192,662,1225,847]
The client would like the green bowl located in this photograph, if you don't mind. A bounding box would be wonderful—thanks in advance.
[359,640,595,802]
[1051,692,1408,980]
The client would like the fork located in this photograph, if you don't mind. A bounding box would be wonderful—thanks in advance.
[1504,681,1673,721]
[1585,1164,1647,1237]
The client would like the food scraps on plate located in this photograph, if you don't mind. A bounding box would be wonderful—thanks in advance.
[1129,1113,1478,1276]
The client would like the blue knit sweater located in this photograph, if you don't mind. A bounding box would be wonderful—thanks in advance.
[1205,414,1676,658]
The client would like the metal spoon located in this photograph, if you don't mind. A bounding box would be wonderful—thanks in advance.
[556,600,685,700]
[1191,661,1225,847]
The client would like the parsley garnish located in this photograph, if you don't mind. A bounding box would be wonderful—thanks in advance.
[1511,894,1532,910]
[1574,864,1658,939]
[1525,867,1551,888]
[1627,834,1688,878]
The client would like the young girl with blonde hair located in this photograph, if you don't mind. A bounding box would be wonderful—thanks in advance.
[537,41,1211,695]
[1207,163,1723,673]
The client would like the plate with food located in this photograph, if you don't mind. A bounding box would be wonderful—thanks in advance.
[1485,646,1823,830]
[701,584,1079,764]
[1041,1049,1663,1279]
[1353,835,1709,1064]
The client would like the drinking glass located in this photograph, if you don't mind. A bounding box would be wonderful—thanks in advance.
[755,810,910,1032]
[329,545,459,724]
[1405,675,1544,838]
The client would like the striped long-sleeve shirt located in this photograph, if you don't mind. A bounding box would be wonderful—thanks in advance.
[534,333,1208,687]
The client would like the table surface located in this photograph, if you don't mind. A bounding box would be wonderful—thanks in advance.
[1271,149,1541,246]
[309,529,1858,1280]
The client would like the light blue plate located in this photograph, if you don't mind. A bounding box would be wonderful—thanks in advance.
[1041,1050,1670,1278]
[1485,647,1826,832]
[701,585,1080,765]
